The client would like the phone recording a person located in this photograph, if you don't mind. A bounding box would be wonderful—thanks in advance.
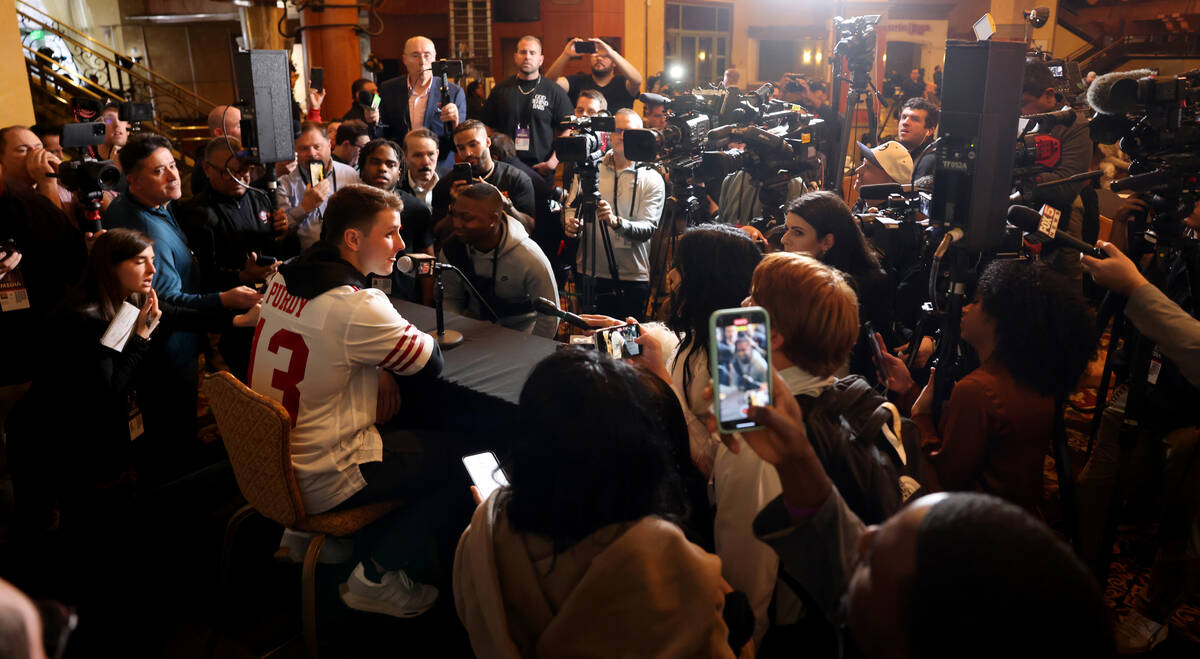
[710,307,773,433]
[593,322,642,360]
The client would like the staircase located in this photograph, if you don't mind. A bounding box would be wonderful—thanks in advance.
[1081,33,1200,75]
[17,0,212,153]
[449,0,493,81]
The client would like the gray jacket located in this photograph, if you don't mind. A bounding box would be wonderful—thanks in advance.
[439,216,559,338]
[1127,282,1200,389]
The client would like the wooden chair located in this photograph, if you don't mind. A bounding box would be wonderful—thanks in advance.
[203,372,399,659]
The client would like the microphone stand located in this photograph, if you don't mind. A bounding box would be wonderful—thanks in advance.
[427,262,500,350]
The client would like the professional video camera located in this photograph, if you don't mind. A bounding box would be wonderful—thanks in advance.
[554,113,622,312]
[1087,68,1200,241]
[832,15,880,75]
[555,114,617,164]
[624,85,825,225]
[54,120,123,232]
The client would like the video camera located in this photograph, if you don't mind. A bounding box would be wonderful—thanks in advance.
[833,14,880,74]
[1087,68,1200,240]
[555,114,617,164]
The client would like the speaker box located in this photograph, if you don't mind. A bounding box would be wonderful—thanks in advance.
[931,40,1026,252]
[495,0,539,22]
[234,50,295,165]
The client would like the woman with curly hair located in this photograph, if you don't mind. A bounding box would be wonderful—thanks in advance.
[877,259,1095,511]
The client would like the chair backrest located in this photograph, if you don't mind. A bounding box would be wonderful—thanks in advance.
[203,371,306,527]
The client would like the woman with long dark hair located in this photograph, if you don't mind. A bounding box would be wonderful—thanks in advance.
[877,259,1095,511]
[781,191,896,379]
[7,229,161,527]
[665,223,764,473]
[454,348,738,658]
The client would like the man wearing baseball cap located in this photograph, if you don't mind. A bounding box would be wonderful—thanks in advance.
[852,140,913,212]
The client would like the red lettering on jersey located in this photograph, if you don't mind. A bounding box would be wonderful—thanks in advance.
[266,283,308,318]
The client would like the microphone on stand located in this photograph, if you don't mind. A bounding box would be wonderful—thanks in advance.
[396,254,499,349]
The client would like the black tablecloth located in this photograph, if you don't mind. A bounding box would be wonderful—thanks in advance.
[390,299,559,406]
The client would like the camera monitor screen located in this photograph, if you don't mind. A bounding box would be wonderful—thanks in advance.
[712,307,772,432]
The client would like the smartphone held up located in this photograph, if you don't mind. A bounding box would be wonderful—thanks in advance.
[710,307,772,433]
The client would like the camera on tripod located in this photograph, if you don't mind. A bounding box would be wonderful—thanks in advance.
[833,14,880,72]
[1088,68,1200,239]
[555,114,617,164]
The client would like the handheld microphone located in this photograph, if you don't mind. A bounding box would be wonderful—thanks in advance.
[1006,204,1105,257]
[1087,69,1154,115]
[533,297,592,330]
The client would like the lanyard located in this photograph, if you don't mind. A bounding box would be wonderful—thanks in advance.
[611,164,640,222]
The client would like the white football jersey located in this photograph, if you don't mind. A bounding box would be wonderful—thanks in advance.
[248,271,436,514]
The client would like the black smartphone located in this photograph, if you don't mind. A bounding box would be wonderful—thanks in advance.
[710,306,772,433]
[453,162,473,180]
[574,40,596,54]
[593,322,642,359]
[865,321,886,367]
[310,67,324,93]
[255,254,277,267]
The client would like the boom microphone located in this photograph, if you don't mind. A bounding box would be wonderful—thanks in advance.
[1087,69,1154,115]
[637,92,672,107]
[1020,108,1076,131]
[1006,204,1105,257]
[533,297,592,330]
[1110,169,1170,193]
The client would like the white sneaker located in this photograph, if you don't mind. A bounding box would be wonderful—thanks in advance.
[276,529,354,565]
[1115,609,1169,654]
[339,562,438,618]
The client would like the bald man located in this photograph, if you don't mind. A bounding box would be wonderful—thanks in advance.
[379,36,467,172]
[192,104,242,196]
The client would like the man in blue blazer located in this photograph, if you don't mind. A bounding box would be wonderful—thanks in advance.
[380,36,467,173]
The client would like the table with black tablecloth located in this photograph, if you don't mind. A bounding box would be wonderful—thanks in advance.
[387,299,559,436]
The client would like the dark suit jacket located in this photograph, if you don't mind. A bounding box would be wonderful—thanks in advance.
[379,75,467,170]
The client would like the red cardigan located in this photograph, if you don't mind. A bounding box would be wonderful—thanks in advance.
[913,358,1055,512]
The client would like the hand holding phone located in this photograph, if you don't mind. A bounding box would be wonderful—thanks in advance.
[463,452,508,501]
[710,306,773,433]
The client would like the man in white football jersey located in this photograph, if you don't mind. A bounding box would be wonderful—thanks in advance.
[249,184,461,617]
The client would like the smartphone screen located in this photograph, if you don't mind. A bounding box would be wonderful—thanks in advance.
[370,93,382,110]
[310,67,324,92]
[309,161,324,184]
[594,323,641,359]
[463,451,508,501]
[710,306,772,433]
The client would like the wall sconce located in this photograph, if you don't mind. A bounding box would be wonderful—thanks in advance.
[802,49,812,65]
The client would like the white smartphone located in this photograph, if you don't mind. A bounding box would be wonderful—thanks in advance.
[710,306,773,433]
[462,451,508,501]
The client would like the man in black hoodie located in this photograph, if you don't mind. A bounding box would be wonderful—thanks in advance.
[249,184,467,619]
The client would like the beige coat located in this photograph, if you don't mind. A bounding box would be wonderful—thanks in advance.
[454,491,737,659]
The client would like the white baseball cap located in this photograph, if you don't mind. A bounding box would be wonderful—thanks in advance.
[856,140,914,184]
